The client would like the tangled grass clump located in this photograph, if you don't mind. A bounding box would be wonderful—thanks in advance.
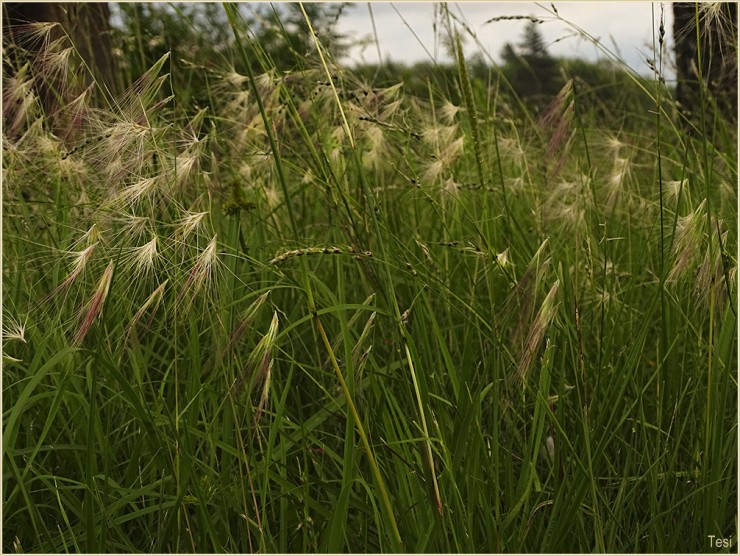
[3,4,736,553]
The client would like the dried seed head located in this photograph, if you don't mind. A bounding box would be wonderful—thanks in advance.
[225,291,272,354]
[56,85,95,141]
[113,175,162,208]
[604,134,625,155]
[538,80,575,177]
[2,314,28,344]
[175,211,209,242]
[421,125,446,149]
[56,242,99,293]
[232,312,279,406]
[362,125,386,171]
[115,52,170,123]
[442,178,460,197]
[125,280,168,341]
[424,133,464,184]
[72,261,114,345]
[664,179,687,205]
[668,200,706,282]
[694,226,731,308]
[544,434,555,460]
[497,136,526,166]
[225,71,248,88]
[129,236,160,278]
[440,100,461,124]
[3,66,40,137]
[516,279,560,384]
[36,39,77,95]
[506,239,551,354]
[173,151,199,187]
[175,235,220,308]
[698,3,738,62]
[609,156,630,189]
[606,156,631,210]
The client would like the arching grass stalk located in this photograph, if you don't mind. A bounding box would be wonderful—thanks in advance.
[688,4,718,494]
[652,4,668,367]
[298,3,354,151]
[454,28,485,191]
[312,312,403,549]
[223,4,299,241]
[82,256,119,553]
[453,28,494,241]
[299,4,403,548]
[489,75,524,248]
[226,2,401,547]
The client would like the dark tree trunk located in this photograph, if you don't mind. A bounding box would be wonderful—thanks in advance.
[673,2,738,134]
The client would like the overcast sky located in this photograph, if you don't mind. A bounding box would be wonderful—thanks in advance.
[333,2,675,79]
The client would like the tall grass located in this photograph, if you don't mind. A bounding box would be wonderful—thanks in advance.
[3,3,736,553]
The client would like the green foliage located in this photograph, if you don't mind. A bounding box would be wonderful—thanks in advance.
[500,20,561,104]
[110,3,352,113]
[3,4,737,554]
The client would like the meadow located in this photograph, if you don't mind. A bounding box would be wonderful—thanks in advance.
[2,3,737,552]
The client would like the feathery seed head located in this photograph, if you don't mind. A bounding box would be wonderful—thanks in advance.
[124,280,168,341]
[539,80,575,177]
[609,156,630,189]
[3,66,40,137]
[7,21,59,52]
[606,155,631,210]
[423,132,464,183]
[438,178,458,198]
[694,225,732,309]
[58,152,88,182]
[37,134,62,159]
[119,214,153,242]
[604,134,625,154]
[668,200,707,282]
[238,162,252,182]
[226,71,248,88]
[440,100,461,124]
[225,291,272,353]
[698,3,738,57]
[302,168,314,184]
[172,148,201,187]
[361,125,386,170]
[232,312,279,412]
[516,279,560,384]
[56,85,95,142]
[113,175,162,208]
[3,314,28,344]
[176,211,209,241]
[57,242,98,292]
[72,261,114,345]
[380,99,403,121]
[424,159,445,184]
[497,137,526,166]
[664,179,687,204]
[78,224,101,247]
[130,237,160,278]
[116,52,170,120]
[440,136,465,165]
[176,235,220,308]
[507,176,525,192]
[36,39,77,93]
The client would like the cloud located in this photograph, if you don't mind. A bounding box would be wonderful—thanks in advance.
[336,2,673,76]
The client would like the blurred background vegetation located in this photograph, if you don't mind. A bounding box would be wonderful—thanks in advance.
[3,2,737,134]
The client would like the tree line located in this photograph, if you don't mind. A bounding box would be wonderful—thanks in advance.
[3,2,737,134]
